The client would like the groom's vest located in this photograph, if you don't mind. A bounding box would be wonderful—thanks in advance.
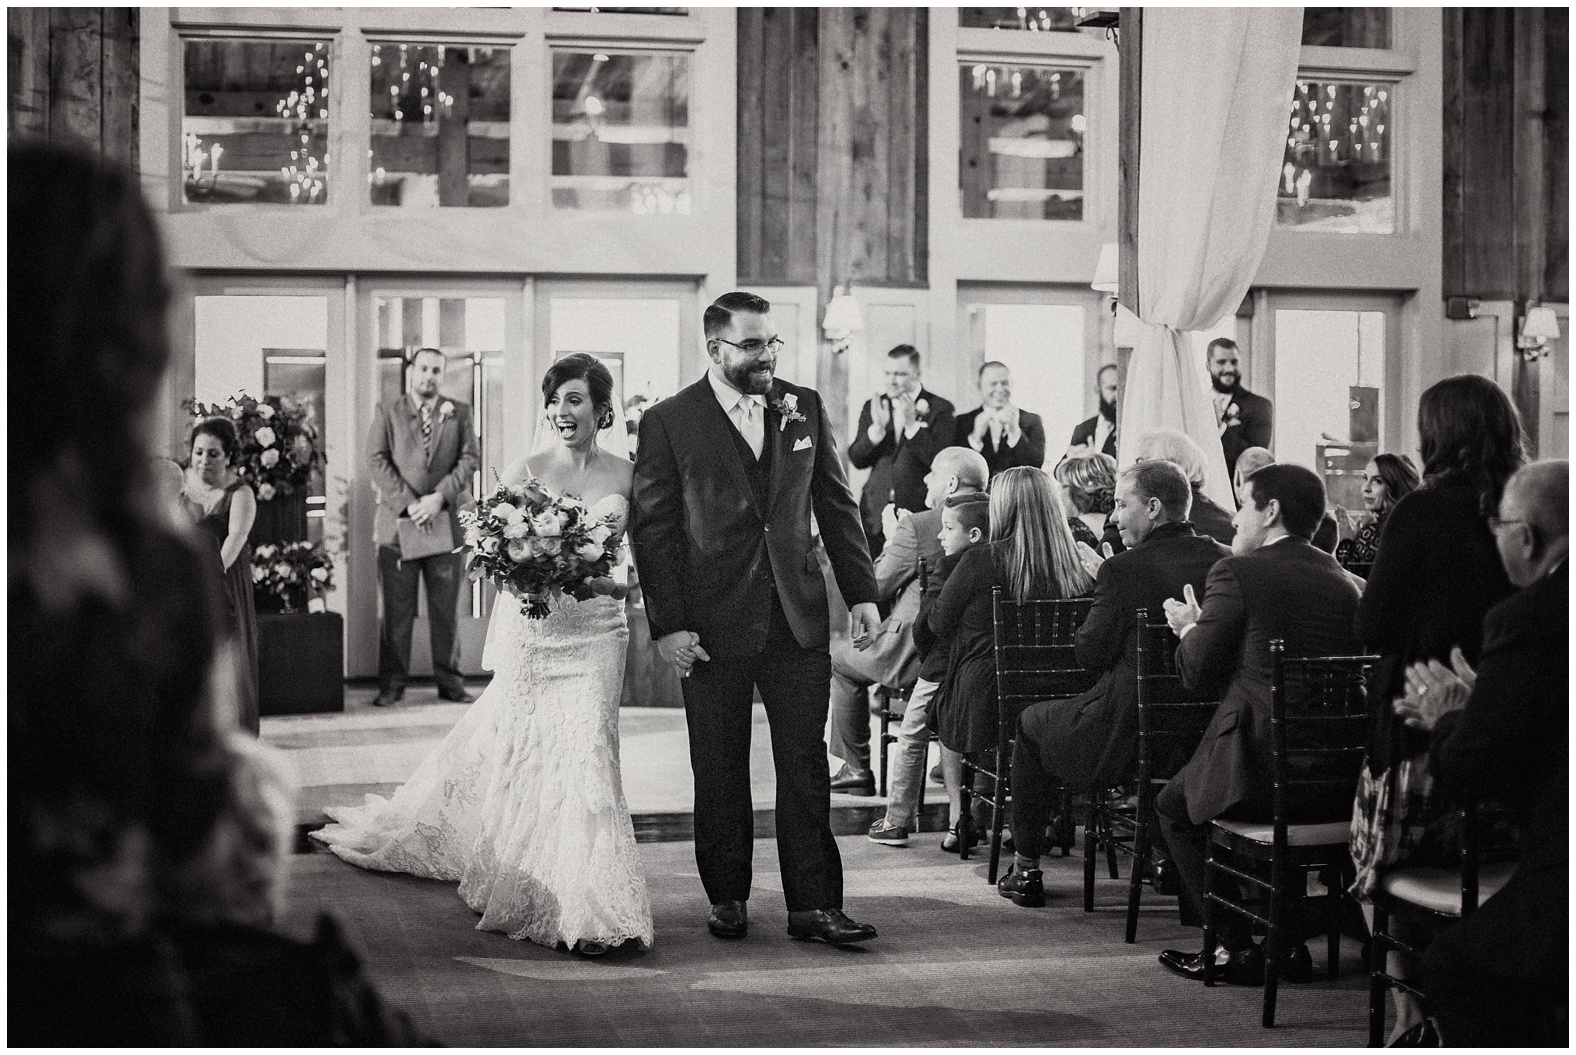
[725,409,775,514]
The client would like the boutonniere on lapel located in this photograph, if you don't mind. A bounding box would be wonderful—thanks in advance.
[771,392,806,432]
[439,401,456,421]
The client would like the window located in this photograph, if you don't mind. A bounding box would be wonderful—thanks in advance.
[1301,8,1392,49]
[1278,80,1393,234]
[553,6,688,13]
[183,38,331,205]
[551,50,692,213]
[369,43,510,208]
[960,63,1085,220]
[959,8,1081,32]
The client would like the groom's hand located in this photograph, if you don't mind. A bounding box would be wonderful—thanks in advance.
[848,603,881,651]
[657,630,710,678]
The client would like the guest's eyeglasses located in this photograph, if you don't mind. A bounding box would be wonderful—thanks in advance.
[713,335,784,356]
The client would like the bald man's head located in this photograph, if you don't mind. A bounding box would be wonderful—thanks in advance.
[924,446,989,509]
[1494,460,1569,587]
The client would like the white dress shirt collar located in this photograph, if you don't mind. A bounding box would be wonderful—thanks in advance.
[708,369,768,415]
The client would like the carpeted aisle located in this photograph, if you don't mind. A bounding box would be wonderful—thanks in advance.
[281,834,1370,1046]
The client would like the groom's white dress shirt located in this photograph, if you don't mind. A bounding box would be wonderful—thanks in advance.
[709,369,767,460]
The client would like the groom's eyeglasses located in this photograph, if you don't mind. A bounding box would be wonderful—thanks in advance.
[713,336,784,356]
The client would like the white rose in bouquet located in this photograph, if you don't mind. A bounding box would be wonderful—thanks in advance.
[257,483,276,500]
[538,537,562,555]
[531,512,562,537]
[260,448,280,468]
[492,501,518,521]
[503,519,530,539]
[254,426,277,447]
[576,541,603,561]
[257,404,275,420]
[507,537,533,562]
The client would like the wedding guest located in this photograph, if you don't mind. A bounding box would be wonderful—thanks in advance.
[1067,363,1120,459]
[998,462,1230,906]
[928,468,1094,849]
[1153,464,1361,984]
[1348,374,1524,1043]
[1335,452,1420,566]
[912,491,992,851]
[955,361,1046,477]
[367,346,481,707]
[829,446,988,800]
[181,416,261,734]
[1207,338,1273,483]
[10,142,244,1045]
[1053,448,1117,548]
[1107,429,1236,548]
[849,345,955,556]
[1233,445,1340,552]
[1393,461,1568,1047]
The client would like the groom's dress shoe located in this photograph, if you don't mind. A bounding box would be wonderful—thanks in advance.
[786,908,877,945]
[1158,944,1265,986]
[707,900,748,939]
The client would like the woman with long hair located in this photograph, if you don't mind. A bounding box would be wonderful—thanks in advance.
[928,467,1094,850]
[1335,452,1421,566]
[1350,374,1526,1043]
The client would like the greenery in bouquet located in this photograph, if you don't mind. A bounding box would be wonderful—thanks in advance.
[252,541,336,613]
[184,392,325,501]
[460,475,623,619]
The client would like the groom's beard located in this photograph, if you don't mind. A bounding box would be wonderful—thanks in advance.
[1211,375,1240,396]
[1098,397,1117,422]
[724,359,774,395]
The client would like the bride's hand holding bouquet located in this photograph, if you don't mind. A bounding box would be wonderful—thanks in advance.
[460,473,626,619]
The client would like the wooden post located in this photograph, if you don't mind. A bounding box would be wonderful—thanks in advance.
[436,47,471,207]
[1117,7,1142,316]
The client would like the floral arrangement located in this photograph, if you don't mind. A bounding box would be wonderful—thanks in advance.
[460,475,623,619]
[184,393,324,502]
[252,541,335,613]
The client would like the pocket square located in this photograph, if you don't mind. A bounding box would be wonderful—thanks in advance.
[793,436,813,452]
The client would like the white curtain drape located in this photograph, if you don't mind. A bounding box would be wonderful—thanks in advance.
[1120,7,1303,510]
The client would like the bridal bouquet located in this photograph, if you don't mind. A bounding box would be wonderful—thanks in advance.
[460,475,623,619]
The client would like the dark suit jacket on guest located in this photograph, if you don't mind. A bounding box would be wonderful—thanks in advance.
[1171,537,1362,824]
[366,394,479,549]
[1218,386,1273,482]
[848,388,955,544]
[1068,414,1118,458]
[632,376,877,659]
[1023,523,1231,788]
[1426,563,1568,977]
[1099,486,1236,556]
[954,407,1047,476]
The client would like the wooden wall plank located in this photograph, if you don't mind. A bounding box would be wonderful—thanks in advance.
[786,7,818,284]
[1117,7,1142,314]
[98,7,137,171]
[49,7,104,150]
[759,8,794,280]
[854,7,889,282]
[911,7,928,285]
[1545,8,1569,302]
[886,7,914,283]
[735,7,764,282]
[1513,7,1547,303]
[1458,9,1517,300]
[8,7,53,140]
[1441,8,1466,300]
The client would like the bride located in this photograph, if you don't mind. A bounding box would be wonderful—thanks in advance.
[312,353,653,955]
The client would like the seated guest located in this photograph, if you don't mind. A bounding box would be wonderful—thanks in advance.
[1053,449,1117,549]
[1391,461,1568,1047]
[829,446,988,796]
[1234,446,1341,554]
[998,462,1230,906]
[1152,464,1362,984]
[862,448,989,839]
[1335,452,1420,566]
[911,491,992,850]
[1103,429,1235,550]
[928,468,1095,850]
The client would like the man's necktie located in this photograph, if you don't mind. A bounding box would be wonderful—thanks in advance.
[420,404,433,456]
[733,397,763,460]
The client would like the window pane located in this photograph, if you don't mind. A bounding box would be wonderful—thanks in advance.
[1278,81,1393,234]
[551,50,691,213]
[369,43,510,208]
[960,63,1085,221]
[553,6,688,13]
[183,39,331,205]
[1302,8,1392,49]
[959,7,1081,32]
[1273,309,1387,469]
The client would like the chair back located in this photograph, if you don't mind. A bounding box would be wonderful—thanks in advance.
[1268,641,1379,838]
[1342,561,1372,581]
[1134,608,1218,781]
[991,589,1099,726]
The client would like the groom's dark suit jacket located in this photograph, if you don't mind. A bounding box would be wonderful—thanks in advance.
[631,376,878,659]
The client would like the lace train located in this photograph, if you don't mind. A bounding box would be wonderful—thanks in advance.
[311,590,653,951]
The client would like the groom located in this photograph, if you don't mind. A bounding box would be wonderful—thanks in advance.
[632,291,883,946]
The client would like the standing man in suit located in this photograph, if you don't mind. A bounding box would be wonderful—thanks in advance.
[1152,463,1361,984]
[632,291,882,946]
[1394,461,1568,1046]
[1207,338,1273,483]
[1067,363,1120,460]
[997,461,1230,906]
[848,345,955,557]
[955,361,1047,478]
[367,347,480,709]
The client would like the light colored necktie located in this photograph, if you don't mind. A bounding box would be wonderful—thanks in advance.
[420,403,433,455]
[733,397,763,460]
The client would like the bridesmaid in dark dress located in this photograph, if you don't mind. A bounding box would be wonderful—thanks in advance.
[182,417,260,734]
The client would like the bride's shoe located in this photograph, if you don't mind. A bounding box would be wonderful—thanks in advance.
[574,939,609,957]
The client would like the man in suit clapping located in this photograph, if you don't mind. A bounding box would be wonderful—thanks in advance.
[848,345,955,557]
[956,361,1046,479]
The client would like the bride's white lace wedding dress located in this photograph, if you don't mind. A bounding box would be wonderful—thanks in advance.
[311,495,653,951]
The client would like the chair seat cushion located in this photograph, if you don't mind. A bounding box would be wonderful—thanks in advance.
[1212,818,1351,847]
[1378,862,1519,917]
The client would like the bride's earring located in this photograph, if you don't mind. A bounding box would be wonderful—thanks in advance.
[599,410,614,431]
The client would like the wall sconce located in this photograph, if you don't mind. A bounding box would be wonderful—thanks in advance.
[1518,305,1561,361]
[822,285,864,354]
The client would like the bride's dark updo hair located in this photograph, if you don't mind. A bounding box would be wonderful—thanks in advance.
[543,352,616,431]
